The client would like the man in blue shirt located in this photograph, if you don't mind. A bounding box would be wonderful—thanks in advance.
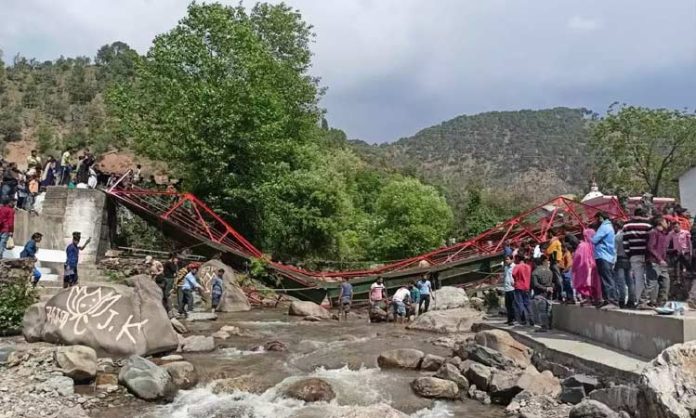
[178,263,204,317]
[63,232,90,288]
[21,232,43,287]
[417,274,435,314]
[591,212,618,307]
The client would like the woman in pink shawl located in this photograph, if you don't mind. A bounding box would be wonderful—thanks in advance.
[572,229,602,305]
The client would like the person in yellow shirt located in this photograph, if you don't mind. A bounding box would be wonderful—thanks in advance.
[545,229,564,300]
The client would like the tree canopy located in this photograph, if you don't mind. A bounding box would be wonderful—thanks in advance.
[590,105,696,196]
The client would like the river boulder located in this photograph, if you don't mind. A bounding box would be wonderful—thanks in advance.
[285,378,336,402]
[162,361,199,389]
[569,400,620,418]
[54,345,97,381]
[23,277,178,356]
[474,329,532,368]
[434,363,469,390]
[197,260,251,312]
[431,286,470,310]
[421,354,445,371]
[118,355,177,400]
[377,348,424,369]
[406,308,484,333]
[588,385,639,416]
[289,301,331,319]
[411,377,459,399]
[462,362,492,390]
[182,335,215,352]
[641,340,696,418]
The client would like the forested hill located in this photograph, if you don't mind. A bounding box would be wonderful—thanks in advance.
[350,108,595,236]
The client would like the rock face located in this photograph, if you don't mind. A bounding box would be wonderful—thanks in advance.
[54,345,97,381]
[377,349,424,369]
[23,277,178,356]
[517,367,562,398]
[489,369,523,404]
[288,301,331,319]
[474,330,532,368]
[431,286,470,310]
[463,362,492,390]
[421,354,445,371]
[588,385,639,416]
[406,308,484,333]
[434,363,469,390]
[564,374,600,394]
[285,378,336,402]
[182,335,215,353]
[640,340,696,418]
[162,361,198,389]
[411,377,459,399]
[118,355,177,400]
[570,400,620,418]
[561,385,587,405]
[197,259,251,312]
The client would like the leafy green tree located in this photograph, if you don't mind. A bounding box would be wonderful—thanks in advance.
[95,41,138,86]
[109,2,322,244]
[0,110,22,142]
[36,123,55,152]
[591,105,696,196]
[371,177,453,260]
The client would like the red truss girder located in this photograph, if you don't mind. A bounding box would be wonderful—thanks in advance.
[107,179,627,281]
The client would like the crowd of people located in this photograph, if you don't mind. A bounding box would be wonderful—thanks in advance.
[501,201,695,331]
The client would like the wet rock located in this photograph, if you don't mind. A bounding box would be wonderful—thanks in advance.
[431,286,470,310]
[288,301,331,319]
[197,259,251,312]
[564,374,600,394]
[406,308,484,333]
[0,346,16,364]
[54,345,97,381]
[447,356,462,368]
[24,277,179,356]
[286,378,336,402]
[421,354,445,371]
[369,306,389,323]
[118,355,177,401]
[212,330,230,339]
[185,312,217,321]
[461,343,513,369]
[570,399,620,418]
[170,318,188,334]
[462,362,492,390]
[588,385,639,416]
[411,377,459,399]
[296,403,407,418]
[561,385,587,405]
[489,369,523,404]
[264,340,288,352]
[182,335,215,352]
[162,361,198,389]
[640,340,696,418]
[211,374,272,394]
[160,354,184,363]
[303,316,322,322]
[434,363,469,390]
[298,340,326,353]
[220,325,248,336]
[377,348,424,369]
[474,329,532,368]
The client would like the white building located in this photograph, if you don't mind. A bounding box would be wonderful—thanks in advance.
[679,167,696,213]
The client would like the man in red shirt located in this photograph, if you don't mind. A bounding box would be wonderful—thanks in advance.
[512,254,532,325]
[0,197,15,259]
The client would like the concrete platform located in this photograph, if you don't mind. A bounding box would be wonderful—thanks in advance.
[551,303,696,359]
[476,319,648,383]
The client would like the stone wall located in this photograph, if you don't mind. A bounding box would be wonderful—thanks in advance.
[14,187,115,264]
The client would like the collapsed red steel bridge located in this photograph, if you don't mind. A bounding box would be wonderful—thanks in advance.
[106,179,626,304]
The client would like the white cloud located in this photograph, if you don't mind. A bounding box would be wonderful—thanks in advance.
[0,0,694,142]
[567,15,601,31]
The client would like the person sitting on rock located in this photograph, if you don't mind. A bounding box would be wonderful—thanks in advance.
[211,268,225,313]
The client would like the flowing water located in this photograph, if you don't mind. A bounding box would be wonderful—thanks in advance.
[94,308,504,418]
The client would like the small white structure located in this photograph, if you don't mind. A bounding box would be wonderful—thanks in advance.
[679,167,696,213]
[581,182,604,203]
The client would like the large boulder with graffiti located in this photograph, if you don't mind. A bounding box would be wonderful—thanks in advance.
[196,259,251,312]
[22,276,178,356]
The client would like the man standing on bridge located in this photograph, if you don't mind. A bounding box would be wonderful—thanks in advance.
[64,232,91,288]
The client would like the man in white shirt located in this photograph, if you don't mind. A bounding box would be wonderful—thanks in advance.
[391,286,411,324]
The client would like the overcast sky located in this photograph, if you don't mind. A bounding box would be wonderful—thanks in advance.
[1,0,695,143]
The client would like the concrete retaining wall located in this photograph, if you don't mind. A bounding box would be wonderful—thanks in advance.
[14,187,114,265]
[552,303,696,359]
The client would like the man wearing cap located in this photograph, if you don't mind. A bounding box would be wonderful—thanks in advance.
[64,232,91,288]
[178,263,205,317]
[0,197,15,259]
[145,255,165,295]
